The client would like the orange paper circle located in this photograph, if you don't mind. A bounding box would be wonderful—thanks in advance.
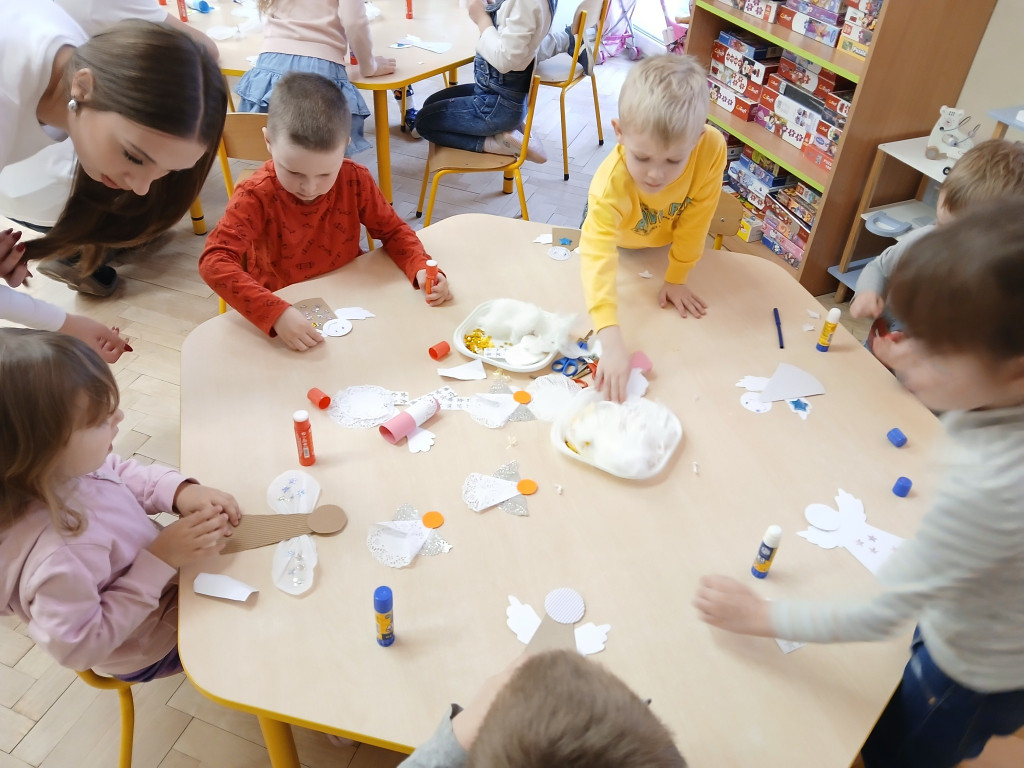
[513,390,532,404]
[517,479,538,495]
[421,511,445,529]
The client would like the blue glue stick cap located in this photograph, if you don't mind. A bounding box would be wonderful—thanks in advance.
[887,428,908,448]
[374,585,393,613]
[892,477,912,497]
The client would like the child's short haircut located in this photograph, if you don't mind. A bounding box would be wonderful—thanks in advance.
[889,198,1024,361]
[941,140,1024,215]
[617,54,708,148]
[466,650,687,768]
[266,72,351,152]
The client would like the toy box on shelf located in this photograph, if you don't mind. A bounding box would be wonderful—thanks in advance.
[711,40,780,83]
[717,28,784,60]
[784,0,846,26]
[708,77,759,120]
[838,0,883,60]
[776,5,842,47]
[743,0,784,23]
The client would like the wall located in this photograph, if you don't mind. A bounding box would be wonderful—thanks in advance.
[955,0,1024,140]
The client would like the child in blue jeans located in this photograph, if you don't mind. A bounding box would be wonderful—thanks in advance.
[414,0,553,162]
[694,198,1024,767]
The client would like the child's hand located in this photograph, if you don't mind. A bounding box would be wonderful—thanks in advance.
[850,291,885,319]
[693,575,774,637]
[59,314,130,363]
[365,56,397,77]
[0,229,30,287]
[594,326,630,404]
[273,306,326,352]
[416,267,452,306]
[147,507,230,568]
[658,281,707,318]
[174,482,242,529]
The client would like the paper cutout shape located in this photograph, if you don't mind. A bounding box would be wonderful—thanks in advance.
[494,461,529,516]
[392,504,452,557]
[797,489,904,575]
[741,391,772,413]
[544,587,586,624]
[506,596,542,643]
[194,573,258,602]
[335,307,375,320]
[380,397,439,444]
[626,369,649,400]
[759,363,826,403]
[329,385,401,428]
[575,623,611,655]
[552,226,581,249]
[638,270,654,279]
[425,385,471,412]
[506,596,610,656]
[396,36,452,54]
[802,323,816,332]
[547,246,572,261]
[736,375,770,392]
[266,470,320,515]
[462,473,521,511]
[468,393,520,428]
[533,233,553,244]
[367,521,432,568]
[321,318,352,337]
[292,297,336,332]
[775,638,805,654]
[272,535,317,595]
[406,427,435,453]
[221,504,348,554]
[525,374,583,421]
[787,398,812,419]
[807,309,821,319]
[453,299,574,373]
[437,360,487,380]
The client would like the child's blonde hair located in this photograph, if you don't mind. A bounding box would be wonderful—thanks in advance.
[941,140,1024,215]
[617,54,708,148]
[267,72,352,152]
[0,330,119,535]
[466,650,687,768]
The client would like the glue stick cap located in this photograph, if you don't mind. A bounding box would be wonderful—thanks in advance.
[763,525,782,547]
[374,585,393,613]
[293,409,310,424]
[887,428,908,448]
[892,477,913,497]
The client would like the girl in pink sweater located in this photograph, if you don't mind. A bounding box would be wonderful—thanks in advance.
[0,329,241,681]
[237,0,397,155]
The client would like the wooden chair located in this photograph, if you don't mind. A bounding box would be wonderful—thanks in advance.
[76,670,136,768]
[710,191,746,249]
[415,75,542,226]
[535,0,610,181]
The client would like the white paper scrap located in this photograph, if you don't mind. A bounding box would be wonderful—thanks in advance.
[575,622,611,655]
[194,573,258,602]
[638,270,654,279]
[506,595,542,643]
[437,359,487,380]
[462,472,521,511]
[406,427,435,454]
[759,363,826,403]
[533,233,553,244]
[775,638,805,654]
[335,307,375,320]
[367,520,431,568]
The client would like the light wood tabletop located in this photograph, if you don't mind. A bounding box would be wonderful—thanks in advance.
[188,0,478,201]
[179,214,942,768]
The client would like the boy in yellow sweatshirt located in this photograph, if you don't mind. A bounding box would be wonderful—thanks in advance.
[580,54,726,402]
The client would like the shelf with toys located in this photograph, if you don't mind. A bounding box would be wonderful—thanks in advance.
[685,0,996,295]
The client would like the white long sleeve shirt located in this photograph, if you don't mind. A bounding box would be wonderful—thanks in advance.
[477,0,554,74]
[772,404,1024,693]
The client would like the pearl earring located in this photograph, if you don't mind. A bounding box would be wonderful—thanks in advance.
[67,98,79,113]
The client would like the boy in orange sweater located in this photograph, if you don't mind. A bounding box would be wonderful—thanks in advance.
[580,55,726,401]
[200,72,451,351]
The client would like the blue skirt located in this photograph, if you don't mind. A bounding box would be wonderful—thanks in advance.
[236,52,372,155]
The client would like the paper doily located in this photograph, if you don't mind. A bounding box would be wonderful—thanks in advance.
[329,385,402,428]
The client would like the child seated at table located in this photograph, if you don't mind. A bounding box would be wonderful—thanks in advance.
[399,649,687,767]
[579,55,726,402]
[851,139,1024,366]
[0,329,240,681]
[694,198,1024,768]
[200,72,450,352]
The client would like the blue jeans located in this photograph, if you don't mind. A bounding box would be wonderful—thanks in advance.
[861,630,1024,768]
[414,57,530,152]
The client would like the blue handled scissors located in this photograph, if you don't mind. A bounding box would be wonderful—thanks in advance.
[552,356,584,376]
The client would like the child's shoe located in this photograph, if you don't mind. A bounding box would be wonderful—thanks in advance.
[564,23,595,77]
[392,85,414,102]
[403,108,421,138]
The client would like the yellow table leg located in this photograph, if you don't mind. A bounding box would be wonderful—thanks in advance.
[373,90,393,203]
[258,715,300,768]
[190,199,206,235]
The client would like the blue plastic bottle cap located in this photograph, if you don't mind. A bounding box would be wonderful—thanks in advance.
[374,585,393,613]
[892,477,912,497]
[887,428,908,448]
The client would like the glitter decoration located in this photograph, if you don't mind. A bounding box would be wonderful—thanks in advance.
[494,461,529,517]
[393,504,451,557]
[490,382,536,423]
[463,328,494,354]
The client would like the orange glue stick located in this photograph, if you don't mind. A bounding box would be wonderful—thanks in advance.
[406,0,413,19]
[424,259,438,299]
[175,0,188,22]
[293,410,316,466]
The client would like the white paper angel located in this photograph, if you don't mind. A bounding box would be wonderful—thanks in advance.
[798,489,904,575]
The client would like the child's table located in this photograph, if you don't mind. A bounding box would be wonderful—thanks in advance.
[178,214,942,768]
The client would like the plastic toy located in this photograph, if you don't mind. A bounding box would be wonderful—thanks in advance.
[925,106,980,162]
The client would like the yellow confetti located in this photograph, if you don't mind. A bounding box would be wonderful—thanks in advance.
[463,327,494,354]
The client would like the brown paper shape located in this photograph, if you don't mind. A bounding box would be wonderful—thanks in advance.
[551,226,581,250]
[291,297,337,331]
[221,504,348,554]
[525,615,576,654]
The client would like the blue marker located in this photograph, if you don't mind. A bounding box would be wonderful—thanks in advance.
[773,308,784,349]
[374,586,394,647]
[751,525,782,579]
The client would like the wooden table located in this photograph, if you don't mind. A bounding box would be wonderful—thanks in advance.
[179,214,942,768]
[188,0,477,201]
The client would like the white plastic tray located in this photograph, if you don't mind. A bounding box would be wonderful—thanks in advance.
[452,300,562,373]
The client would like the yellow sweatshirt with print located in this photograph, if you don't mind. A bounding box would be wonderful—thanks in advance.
[580,126,727,330]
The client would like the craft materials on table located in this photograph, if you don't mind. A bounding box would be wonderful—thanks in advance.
[293,410,316,466]
[798,489,903,575]
[424,259,438,300]
[462,461,533,515]
[307,387,331,409]
[773,307,784,349]
[736,364,825,418]
[751,525,782,578]
[453,299,575,373]
[379,397,439,445]
[329,386,408,429]
[505,591,610,656]
[272,535,317,595]
[375,586,395,647]
[193,573,258,602]
[816,307,842,351]
[367,504,453,568]
[221,504,348,554]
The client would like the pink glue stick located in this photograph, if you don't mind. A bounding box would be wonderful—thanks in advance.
[379,397,439,444]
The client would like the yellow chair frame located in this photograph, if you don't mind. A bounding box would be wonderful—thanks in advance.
[76,669,135,768]
[536,0,610,181]
[416,75,542,226]
[710,191,746,250]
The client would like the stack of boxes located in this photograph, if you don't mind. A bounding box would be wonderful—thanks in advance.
[839,0,882,60]
[736,1,884,60]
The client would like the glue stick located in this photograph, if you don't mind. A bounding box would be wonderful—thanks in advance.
[174,0,188,23]
[816,308,842,352]
[751,525,782,579]
[292,410,316,466]
[374,586,395,646]
[424,259,438,298]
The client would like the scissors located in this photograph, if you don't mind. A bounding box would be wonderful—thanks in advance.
[551,331,596,377]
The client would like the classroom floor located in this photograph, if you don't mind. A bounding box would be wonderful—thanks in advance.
[1,51,1021,768]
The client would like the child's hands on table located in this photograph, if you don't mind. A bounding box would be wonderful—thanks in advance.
[0,229,30,287]
[147,507,231,567]
[364,56,397,77]
[693,575,774,637]
[416,267,452,306]
[658,281,707,318]
[850,290,885,319]
[594,325,630,404]
[275,306,326,352]
[59,314,130,363]
[174,483,242,530]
